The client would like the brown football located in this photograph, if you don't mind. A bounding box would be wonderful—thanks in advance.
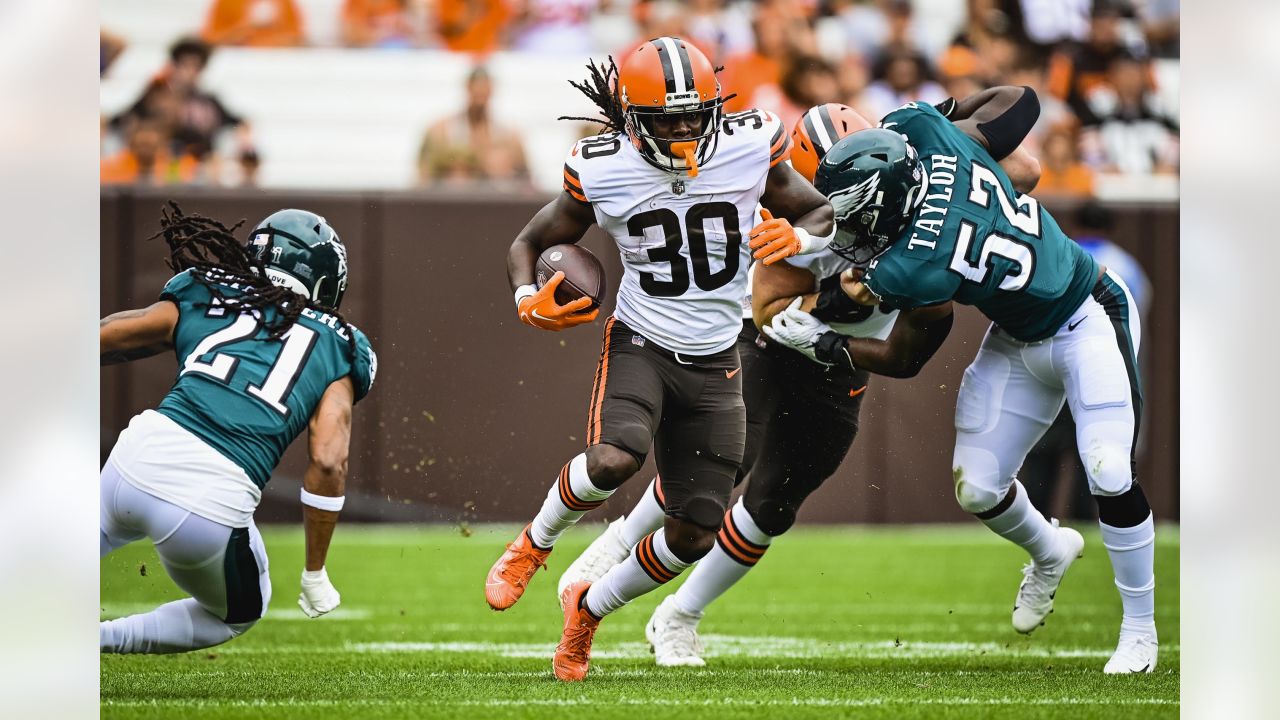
[535,244,607,310]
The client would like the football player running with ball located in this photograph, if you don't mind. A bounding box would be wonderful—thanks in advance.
[99,205,376,653]
[766,87,1159,673]
[556,103,1036,667]
[486,37,834,681]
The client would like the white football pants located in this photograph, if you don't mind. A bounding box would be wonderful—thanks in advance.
[100,462,271,653]
[953,269,1143,512]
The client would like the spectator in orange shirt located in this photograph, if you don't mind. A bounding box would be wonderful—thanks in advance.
[720,8,807,114]
[101,120,200,186]
[1036,124,1094,198]
[203,0,305,47]
[343,0,424,48]
[436,0,511,54]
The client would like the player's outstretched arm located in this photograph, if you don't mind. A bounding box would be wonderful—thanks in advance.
[507,193,599,331]
[750,162,836,265]
[99,301,179,365]
[298,377,354,619]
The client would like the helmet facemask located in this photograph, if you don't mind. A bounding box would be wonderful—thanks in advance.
[624,94,723,175]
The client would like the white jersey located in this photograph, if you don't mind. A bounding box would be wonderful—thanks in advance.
[743,249,900,341]
[563,109,791,355]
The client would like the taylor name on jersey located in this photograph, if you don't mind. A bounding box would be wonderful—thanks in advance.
[563,108,791,355]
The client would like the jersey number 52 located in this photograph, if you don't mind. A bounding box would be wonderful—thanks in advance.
[948,163,1040,291]
[628,201,742,297]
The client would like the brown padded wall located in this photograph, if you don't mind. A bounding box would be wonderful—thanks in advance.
[100,189,1178,524]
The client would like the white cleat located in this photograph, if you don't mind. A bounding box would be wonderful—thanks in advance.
[1012,522,1085,634]
[557,517,631,608]
[1104,634,1158,674]
[646,595,706,667]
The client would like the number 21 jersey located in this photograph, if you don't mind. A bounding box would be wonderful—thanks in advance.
[563,109,791,354]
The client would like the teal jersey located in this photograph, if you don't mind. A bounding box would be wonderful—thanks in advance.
[863,102,1097,342]
[156,270,376,487]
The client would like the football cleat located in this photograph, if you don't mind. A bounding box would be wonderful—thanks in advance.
[484,524,550,611]
[646,595,706,667]
[558,517,632,608]
[1104,633,1159,674]
[554,581,601,682]
[1012,522,1085,634]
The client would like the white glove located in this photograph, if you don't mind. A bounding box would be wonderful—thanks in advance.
[762,297,834,365]
[298,567,341,618]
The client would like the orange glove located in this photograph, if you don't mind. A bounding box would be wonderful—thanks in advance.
[517,271,599,331]
[748,208,802,265]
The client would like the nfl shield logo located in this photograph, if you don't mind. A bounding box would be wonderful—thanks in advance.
[631,335,646,348]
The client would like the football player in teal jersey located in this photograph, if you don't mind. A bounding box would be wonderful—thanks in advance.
[99,204,376,653]
[764,87,1158,673]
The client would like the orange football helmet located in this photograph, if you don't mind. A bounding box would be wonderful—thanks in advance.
[617,37,724,175]
[789,103,872,183]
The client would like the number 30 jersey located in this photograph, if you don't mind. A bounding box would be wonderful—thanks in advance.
[864,102,1097,342]
[155,269,377,488]
[564,109,792,355]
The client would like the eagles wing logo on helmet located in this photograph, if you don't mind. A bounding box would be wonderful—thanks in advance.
[330,239,348,279]
[828,172,881,223]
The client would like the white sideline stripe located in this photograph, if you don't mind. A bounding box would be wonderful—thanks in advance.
[330,636,1180,660]
[103,697,1179,709]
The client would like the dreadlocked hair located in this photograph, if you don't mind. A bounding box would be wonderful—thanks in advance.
[151,201,358,358]
[558,56,626,133]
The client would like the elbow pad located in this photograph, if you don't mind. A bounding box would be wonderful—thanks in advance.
[976,86,1040,161]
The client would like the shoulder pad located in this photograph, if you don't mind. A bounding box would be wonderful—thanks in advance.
[159,269,201,304]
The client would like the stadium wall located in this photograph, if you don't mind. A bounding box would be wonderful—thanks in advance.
[100,188,1178,524]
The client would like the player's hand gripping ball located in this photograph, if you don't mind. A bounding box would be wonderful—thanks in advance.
[520,245,606,331]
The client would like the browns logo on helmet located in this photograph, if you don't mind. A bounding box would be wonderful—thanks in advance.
[789,103,872,184]
[617,37,724,176]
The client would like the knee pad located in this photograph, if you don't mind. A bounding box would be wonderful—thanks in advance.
[681,494,727,531]
[665,523,717,563]
[747,502,797,537]
[1080,441,1134,496]
[952,444,1008,514]
[586,444,640,488]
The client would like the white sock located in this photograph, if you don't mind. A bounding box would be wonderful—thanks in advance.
[100,598,252,654]
[1099,513,1157,638]
[585,529,691,618]
[978,480,1062,565]
[619,477,666,547]
[528,453,613,549]
[673,499,772,616]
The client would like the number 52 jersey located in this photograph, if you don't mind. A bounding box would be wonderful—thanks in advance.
[864,102,1097,342]
[563,109,791,355]
[155,269,377,488]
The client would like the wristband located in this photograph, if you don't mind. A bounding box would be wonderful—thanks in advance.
[300,488,345,512]
[514,284,537,308]
[814,331,856,370]
[793,225,835,255]
[811,275,875,324]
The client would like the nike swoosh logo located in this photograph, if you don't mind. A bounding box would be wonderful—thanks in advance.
[725,368,740,379]
[1068,318,1086,331]
[531,310,554,322]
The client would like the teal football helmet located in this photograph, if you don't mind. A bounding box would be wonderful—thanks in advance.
[813,128,926,264]
[246,209,348,309]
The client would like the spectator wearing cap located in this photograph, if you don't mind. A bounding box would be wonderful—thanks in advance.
[1078,53,1178,176]
[202,0,305,47]
[417,66,530,187]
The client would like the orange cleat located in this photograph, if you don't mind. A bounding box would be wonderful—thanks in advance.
[485,524,551,611]
[553,581,601,681]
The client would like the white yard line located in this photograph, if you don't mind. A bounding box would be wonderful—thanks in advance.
[104,696,1179,709]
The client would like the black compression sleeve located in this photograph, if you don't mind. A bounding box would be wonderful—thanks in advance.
[975,86,1040,160]
[814,331,856,370]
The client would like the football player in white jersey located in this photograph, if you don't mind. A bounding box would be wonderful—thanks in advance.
[553,104,968,666]
[484,37,835,681]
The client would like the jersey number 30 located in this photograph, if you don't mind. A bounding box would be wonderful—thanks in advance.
[948,163,1039,291]
[628,201,741,297]
[182,309,317,417]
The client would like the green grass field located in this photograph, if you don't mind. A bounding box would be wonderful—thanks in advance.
[101,523,1179,719]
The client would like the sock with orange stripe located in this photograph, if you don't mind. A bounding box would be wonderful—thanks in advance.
[528,453,613,549]
[619,477,667,547]
[672,499,771,616]
[584,530,691,618]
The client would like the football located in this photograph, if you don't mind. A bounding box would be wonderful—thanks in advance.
[535,244,607,310]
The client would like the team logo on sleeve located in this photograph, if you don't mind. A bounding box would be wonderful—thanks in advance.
[829,172,881,223]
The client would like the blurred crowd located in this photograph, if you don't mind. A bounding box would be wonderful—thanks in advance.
[102,0,1179,196]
